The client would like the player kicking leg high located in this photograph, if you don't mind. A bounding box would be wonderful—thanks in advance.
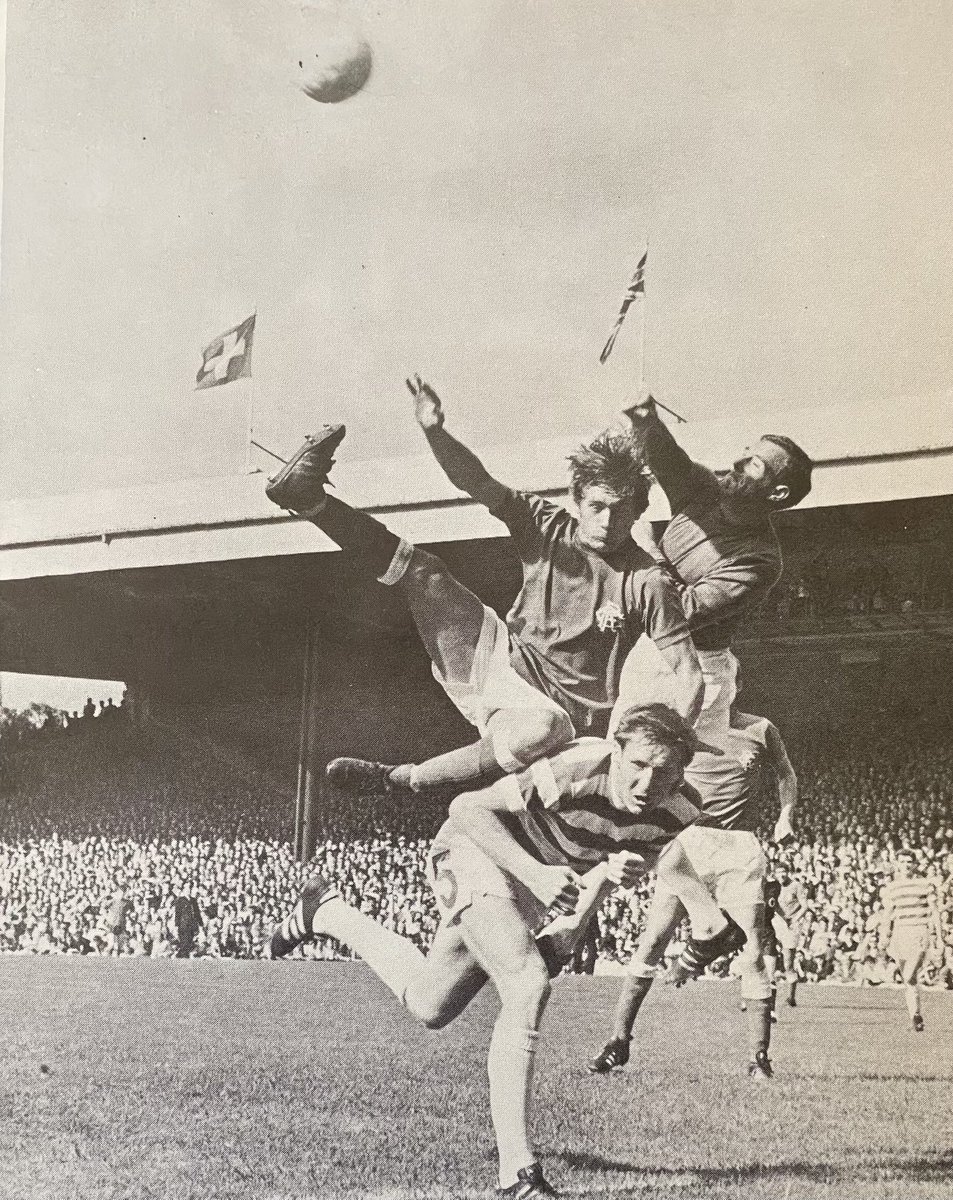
[271,704,715,1198]
[265,386,703,799]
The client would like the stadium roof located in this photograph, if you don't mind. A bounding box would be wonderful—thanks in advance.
[2,391,951,583]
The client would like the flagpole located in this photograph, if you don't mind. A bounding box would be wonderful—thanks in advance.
[639,241,685,423]
[639,238,647,390]
[245,379,254,474]
[244,309,256,474]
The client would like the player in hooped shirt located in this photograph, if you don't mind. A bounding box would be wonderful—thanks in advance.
[878,850,943,1032]
[270,704,716,1199]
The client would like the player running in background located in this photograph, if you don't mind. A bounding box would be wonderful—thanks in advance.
[265,384,703,802]
[758,870,783,1020]
[585,708,798,1080]
[772,868,810,1007]
[878,850,943,1032]
[270,704,714,1199]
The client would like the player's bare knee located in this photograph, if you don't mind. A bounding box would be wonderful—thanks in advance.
[402,547,448,592]
[498,959,551,1016]
[403,985,459,1030]
[411,1001,455,1031]
[638,929,674,964]
[507,709,574,766]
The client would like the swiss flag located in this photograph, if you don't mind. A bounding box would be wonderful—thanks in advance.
[195,314,255,389]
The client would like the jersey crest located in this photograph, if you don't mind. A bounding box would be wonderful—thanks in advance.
[596,600,625,633]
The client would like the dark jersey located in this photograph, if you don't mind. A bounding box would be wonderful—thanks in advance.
[689,718,774,833]
[499,737,702,875]
[638,416,783,650]
[490,489,691,734]
[763,877,782,916]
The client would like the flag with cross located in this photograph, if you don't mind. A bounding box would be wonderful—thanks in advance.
[195,314,256,389]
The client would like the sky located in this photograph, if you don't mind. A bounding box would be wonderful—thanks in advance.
[1,0,953,501]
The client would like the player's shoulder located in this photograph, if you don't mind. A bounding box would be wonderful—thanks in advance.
[490,488,572,535]
[548,737,613,779]
[729,712,775,744]
[667,780,704,827]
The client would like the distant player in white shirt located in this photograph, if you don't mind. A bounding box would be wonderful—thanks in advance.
[879,850,943,1032]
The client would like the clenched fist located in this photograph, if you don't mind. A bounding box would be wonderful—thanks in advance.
[531,864,581,915]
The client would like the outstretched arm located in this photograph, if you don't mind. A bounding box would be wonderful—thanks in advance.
[622,395,713,513]
[763,721,798,843]
[409,376,511,511]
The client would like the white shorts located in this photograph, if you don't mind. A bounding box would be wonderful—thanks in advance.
[770,914,803,952]
[610,635,738,743]
[432,605,572,738]
[426,821,550,931]
[888,924,930,970]
[656,825,766,910]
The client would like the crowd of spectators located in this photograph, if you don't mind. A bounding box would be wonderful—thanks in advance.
[1,697,952,989]
[750,548,951,627]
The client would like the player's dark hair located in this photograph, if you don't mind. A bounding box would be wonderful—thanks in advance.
[614,702,708,769]
[567,433,648,509]
[760,434,813,509]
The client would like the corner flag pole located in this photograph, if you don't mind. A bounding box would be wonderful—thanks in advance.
[244,309,257,474]
[638,240,685,424]
[639,238,648,391]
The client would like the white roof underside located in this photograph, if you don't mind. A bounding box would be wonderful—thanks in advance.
[2,391,951,582]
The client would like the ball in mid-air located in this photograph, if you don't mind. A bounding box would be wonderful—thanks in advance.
[294,13,372,104]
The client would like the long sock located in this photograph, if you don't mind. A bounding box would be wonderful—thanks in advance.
[904,984,920,1020]
[745,997,772,1059]
[408,735,505,791]
[311,898,424,1002]
[613,973,654,1041]
[309,496,407,582]
[488,1021,539,1188]
[786,976,798,1006]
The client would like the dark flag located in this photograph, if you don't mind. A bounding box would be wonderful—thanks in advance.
[599,251,646,364]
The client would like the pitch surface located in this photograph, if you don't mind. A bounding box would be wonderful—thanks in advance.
[1,959,951,1199]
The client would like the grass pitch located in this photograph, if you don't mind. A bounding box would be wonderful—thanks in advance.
[1,958,951,1200]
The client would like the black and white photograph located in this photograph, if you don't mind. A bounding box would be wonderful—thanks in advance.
[1,2,952,1197]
